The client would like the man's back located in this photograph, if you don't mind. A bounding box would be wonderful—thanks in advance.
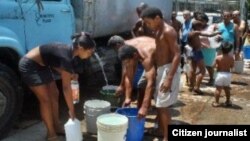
[125,36,155,52]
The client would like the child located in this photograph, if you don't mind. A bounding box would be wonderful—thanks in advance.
[187,20,220,94]
[212,42,234,107]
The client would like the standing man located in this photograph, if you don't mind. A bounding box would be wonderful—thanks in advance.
[217,11,239,58]
[141,7,181,141]
[170,11,182,43]
[232,10,247,60]
[131,2,154,38]
[180,10,192,69]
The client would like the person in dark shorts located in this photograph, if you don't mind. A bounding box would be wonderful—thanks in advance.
[187,20,220,94]
[19,32,96,141]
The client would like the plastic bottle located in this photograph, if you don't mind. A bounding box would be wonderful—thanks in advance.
[71,80,80,104]
[64,118,83,141]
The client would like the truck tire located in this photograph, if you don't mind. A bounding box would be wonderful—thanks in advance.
[0,63,23,139]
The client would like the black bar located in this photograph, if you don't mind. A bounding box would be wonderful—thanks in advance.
[169,125,250,140]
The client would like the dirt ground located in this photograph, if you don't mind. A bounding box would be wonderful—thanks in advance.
[5,61,250,141]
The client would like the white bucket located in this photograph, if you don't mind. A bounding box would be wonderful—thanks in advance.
[97,113,128,141]
[84,99,111,134]
[233,60,244,74]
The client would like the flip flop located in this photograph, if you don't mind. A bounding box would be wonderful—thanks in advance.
[193,89,204,95]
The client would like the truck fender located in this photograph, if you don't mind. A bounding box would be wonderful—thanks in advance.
[0,26,25,57]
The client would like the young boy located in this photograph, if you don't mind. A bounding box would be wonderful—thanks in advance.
[212,42,234,107]
[187,20,220,94]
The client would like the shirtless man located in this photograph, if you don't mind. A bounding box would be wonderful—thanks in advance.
[170,11,182,43]
[131,2,154,38]
[141,7,181,141]
[232,10,247,60]
[212,42,234,107]
[116,36,156,119]
[187,20,220,94]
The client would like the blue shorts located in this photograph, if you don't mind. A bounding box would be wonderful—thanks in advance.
[191,49,204,63]
[133,62,144,88]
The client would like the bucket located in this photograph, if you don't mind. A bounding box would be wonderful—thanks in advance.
[97,113,128,141]
[84,99,111,134]
[100,85,121,108]
[116,108,145,141]
[243,46,250,59]
[233,60,244,74]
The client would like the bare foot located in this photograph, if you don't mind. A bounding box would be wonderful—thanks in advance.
[212,102,220,107]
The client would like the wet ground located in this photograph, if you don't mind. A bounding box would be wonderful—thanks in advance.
[2,61,250,141]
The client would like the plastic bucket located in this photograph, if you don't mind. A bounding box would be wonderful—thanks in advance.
[233,61,244,73]
[97,113,128,141]
[233,60,244,74]
[84,99,111,134]
[243,46,250,59]
[116,108,145,141]
[100,85,121,108]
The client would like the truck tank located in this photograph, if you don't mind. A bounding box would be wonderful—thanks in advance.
[72,0,173,37]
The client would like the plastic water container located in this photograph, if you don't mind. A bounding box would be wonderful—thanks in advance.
[97,113,128,141]
[84,99,111,134]
[243,46,250,59]
[233,60,244,74]
[116,108,145,141]
[71,80,80,104]
[64,118,83,141]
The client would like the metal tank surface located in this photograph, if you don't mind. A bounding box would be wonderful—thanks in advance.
[72,0,173,37]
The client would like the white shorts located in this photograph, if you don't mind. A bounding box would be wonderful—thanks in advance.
[214,72,232,87]
[154,63,181,108]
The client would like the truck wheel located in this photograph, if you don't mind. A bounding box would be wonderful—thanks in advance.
[0,64,23,139]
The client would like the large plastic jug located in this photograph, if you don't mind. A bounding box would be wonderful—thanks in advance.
[71,80,80,104]
[64,118,83,141]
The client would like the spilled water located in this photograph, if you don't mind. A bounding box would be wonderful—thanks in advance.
[94,52,109,86]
